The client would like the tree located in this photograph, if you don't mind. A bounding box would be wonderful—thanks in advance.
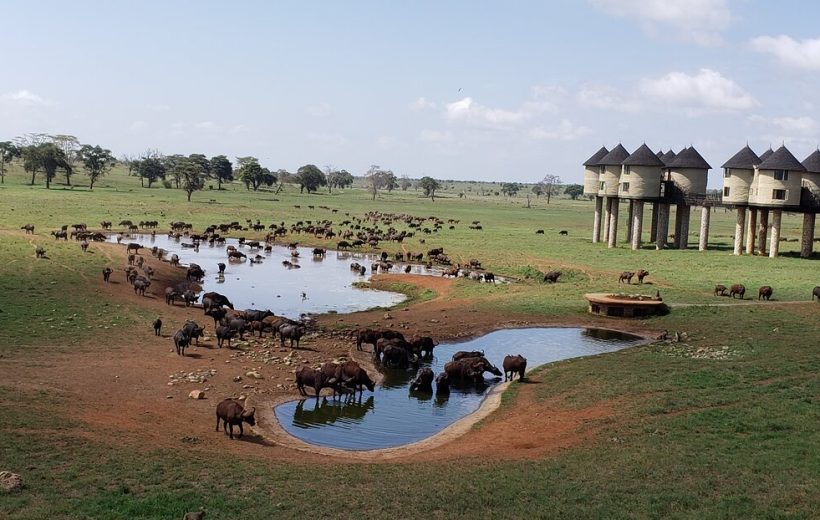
[295,164,327,193]
[51,134,80,186]
[364,164,394,200]
[400,175,411,191]
[500,182,520,197]
[418,176,441,201]
[235,157,275,191]
[36,143,72,189]
[173,157,206,201]
[21,145,41,185]
[324,165,338,193]
[78,145,115,190]
[209,155,233,189]
[136,151,166,188]
[564,184,584,200]
[163,154,185,188]
[542,174,562,204]
[0,141,20,184]
[531,183,545,198]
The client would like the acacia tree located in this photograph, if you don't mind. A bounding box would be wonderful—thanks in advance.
[51,134,80,186]
[564,184,584,200]
[295,164,327,193]
[172,157,206,201]
[500,182,520,197]
[400,175,412,191]
[418,176,441,201]
[542,174,562,203]
[37,143,72,189]
[531,183,545,198]
[364,164,394,200]
[0,141,20,184]
[136,151,166,188]
[78,144,115,189]
[236,157,275,191]
[209,155,233,189]
[163,154,185,188]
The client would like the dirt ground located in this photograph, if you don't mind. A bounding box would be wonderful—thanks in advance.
[3,238,658,464]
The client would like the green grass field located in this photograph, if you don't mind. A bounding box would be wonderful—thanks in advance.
[1,164,818,518]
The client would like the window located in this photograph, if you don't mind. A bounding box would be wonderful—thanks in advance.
[621,182,630,193]
[600,181,605,190]
[724,168,731,178]
[774,170,788,181]
[723,186,730,197]
[624,166,631,175]
[772,189,786,200]
[599,166,605,176]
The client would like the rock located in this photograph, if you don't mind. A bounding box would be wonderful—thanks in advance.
[188,390,206,400]
[0,471,22,493]
[166,395,174,399]
[233,376,242,382]
[246,370,263,379]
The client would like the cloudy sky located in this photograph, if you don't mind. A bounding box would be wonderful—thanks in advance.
[3,0,820,185]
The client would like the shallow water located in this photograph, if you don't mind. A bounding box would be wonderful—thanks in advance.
[274,327,644,450]
[110,234,412,318]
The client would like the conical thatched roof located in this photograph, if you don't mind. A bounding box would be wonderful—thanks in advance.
[597,143,630,166]
[668,146,711,169]
[801,149,820,173]
[583,146,609,167]
[622,144,665,167]
[721,145,760,169]
[758,146,806,171]
[660,150,677,166]
[758,148,774,162]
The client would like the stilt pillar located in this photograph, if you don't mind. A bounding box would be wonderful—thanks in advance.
[698,206,710,251]
[631,201,644,250]
[769,210,782,258]
[801,213,816,258]
[649,202,658,242]
[607,198,620,248]
[625,200,634,243]
[677,205,690,249]
[592,196,603,243]
[757,209,769,255]
[673,205,683,248]
[655,203,669,250]
[733,207,746,256]
[745,207,757,255]
[602,197,611,244]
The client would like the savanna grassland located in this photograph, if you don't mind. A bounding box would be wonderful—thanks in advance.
[0,163,818,519]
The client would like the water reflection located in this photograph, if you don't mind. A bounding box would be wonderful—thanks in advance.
[293,396,376,427]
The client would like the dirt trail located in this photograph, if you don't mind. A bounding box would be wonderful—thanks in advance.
[2,234,659,464]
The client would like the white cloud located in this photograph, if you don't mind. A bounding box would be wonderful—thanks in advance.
[590,0,731,45]
[750,35,820,70]
[129,120,148,131]
[149,104,171,112]
[419,129,454,144]
[522,85,565,113]
[307,103,332,117]
[307,132,347,149]
[529,119,593,141]
[639,69,758,112]
[1,89,50,106]
[577,86,640,112]
[749,115,816,135]
[195,121,218,130]
[445,97,530,129]
[376,135,399,149]
[411,97,437,111]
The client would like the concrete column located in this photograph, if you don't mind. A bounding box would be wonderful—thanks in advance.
[602,197,611,244]
[655,203,669,250]
[733,207,746,256]
[758,209,769,255]
[769,210,782,258]
[673,205,683,248]
[625,200,634,243]
[649,203,658,242]
[698,206,710,251]
[592,196,603,243]
[801,213,816,258]
[745,207,757,255]
[678,205,691,249]
[631,201,644,250]
[607,198,620,248]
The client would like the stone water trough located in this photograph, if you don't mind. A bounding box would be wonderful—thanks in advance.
[584,293,667,318]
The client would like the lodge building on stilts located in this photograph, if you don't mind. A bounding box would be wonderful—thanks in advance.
[583,143,819,258]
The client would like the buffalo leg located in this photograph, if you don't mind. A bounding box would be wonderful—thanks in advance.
[238,423,243,438]
[215,415,221,432]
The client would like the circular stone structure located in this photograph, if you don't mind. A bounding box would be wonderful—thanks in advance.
[585,293,667,318]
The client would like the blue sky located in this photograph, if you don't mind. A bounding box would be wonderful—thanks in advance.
[3,1,820,186]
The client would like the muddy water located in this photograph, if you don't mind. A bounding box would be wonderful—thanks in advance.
[110,234,415,318]
[274,327,644,451]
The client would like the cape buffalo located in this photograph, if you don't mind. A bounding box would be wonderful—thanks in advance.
[503,354,527,382]
[637,270,650,283]
[153,318,162,336]
[452,350,484,361]
[102,267,113,282]
[729,284,746,299]
[813,286,820,301]
[444,357,502,383]
[758,286,773,301]
[714,284,727,296]
[410,367,434,392]
[202,291,234,310]
[279,323,306,348]
[173,330,191,356]
[295,366,336,398]
[435,372,450,394]
[215,399,255,439]
[618,271,635,284]
[181,321,204,345]
[544,270,561,283]
[338,360,375,394]
[215,325,234,348]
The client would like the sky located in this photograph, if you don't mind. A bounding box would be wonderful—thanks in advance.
[3,0,820,186]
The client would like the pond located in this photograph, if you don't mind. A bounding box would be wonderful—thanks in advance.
[110,234,417,318]
[274,327,644,451]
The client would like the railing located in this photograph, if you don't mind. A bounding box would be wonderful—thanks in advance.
[660,182,722,206]
[800,187,820,210]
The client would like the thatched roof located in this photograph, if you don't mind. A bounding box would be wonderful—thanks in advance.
[758,148,774,162]
[721,145,760,169]
[801,150,820,173]
[597,144,630,166]
[583,146,609,167]
[622,144,665,167]
[660,150,677,166]
[668,146,711,170]
[758,146,806,171]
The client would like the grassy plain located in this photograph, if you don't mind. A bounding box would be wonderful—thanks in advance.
[0,164,818,519]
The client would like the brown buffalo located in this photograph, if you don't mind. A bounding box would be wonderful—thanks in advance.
[215,399,255,439]
[444,357,502,383]
[503,354,527,382]
[544,270,561,283]
[714,284,727,296]
[618,271,635,284]
[729,284,746,299]
[813,286,820,301]
[758,286,773,301]
[637,269,650,283]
